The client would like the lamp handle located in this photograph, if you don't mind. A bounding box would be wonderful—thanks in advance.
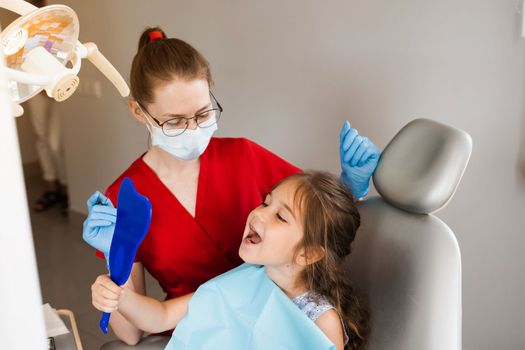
[80,42,130,98]
[0,0,37,16]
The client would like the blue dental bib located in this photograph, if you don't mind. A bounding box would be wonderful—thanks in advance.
[166,264,335,350]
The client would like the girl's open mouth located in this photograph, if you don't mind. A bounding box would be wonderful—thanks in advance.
[244,226,262,244]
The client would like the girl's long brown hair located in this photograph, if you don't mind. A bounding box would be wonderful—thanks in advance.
[130,26,213,105]
[279,171,369,349]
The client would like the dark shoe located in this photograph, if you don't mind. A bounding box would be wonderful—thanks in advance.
[33,190,62,212]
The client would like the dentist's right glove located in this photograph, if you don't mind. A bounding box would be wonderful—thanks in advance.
[339,121,380,199]
[82,191,116,269]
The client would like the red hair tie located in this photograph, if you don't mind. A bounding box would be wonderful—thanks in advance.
[148,31,164,43]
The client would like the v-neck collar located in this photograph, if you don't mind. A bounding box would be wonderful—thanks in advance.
[137,149,210,224]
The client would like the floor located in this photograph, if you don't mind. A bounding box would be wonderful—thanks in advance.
[25,165,163,350]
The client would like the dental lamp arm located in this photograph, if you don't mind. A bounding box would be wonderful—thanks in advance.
[7,42,129,100]
[79,42,129,97]
[0,0,37,16]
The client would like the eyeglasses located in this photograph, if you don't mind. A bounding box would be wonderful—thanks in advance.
[138,92,223,137]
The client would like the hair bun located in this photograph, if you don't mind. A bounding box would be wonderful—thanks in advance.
[138,27,167,50]
[148,31,165,43]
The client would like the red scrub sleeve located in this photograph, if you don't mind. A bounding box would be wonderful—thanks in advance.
[243,139,302,197]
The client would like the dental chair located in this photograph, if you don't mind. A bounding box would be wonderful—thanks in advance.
[100,118,471,350]
[345,118,471,349]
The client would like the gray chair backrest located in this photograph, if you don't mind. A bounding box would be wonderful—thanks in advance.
[344,118,472,350]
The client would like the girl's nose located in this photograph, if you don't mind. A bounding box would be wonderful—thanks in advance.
[255,207,272,225]
[252,207,268,223]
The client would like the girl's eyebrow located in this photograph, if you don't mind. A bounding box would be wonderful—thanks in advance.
[281,201,296,220]
[268,191,295,219]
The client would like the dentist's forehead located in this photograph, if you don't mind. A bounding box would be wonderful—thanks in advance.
[150,78,210,116]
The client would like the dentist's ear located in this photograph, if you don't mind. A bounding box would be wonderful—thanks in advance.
[296,246,325,266]
[128,99,148,125]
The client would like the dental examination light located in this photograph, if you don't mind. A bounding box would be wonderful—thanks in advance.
[0,0,130,116]
[0,1,129,349]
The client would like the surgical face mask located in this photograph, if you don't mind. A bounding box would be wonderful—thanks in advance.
[147,115,218,161]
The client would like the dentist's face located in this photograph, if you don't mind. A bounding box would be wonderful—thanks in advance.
[239,180,304,267]
[130,78,211,129]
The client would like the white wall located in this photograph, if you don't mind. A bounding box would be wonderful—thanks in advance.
[54,1,524,349]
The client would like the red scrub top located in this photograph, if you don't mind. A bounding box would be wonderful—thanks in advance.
[103,138,301,300]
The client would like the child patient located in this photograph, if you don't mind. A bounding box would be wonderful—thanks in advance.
[91,171,369,349]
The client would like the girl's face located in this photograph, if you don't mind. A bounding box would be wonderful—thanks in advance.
[239,180,304,267]
[130,78,211,128]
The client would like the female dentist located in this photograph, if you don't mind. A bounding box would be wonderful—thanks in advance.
[84,27,379,345]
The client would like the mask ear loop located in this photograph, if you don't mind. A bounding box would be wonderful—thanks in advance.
[135,101,156,149]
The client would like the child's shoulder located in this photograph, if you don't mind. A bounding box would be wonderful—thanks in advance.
[291,291,347,347]
[314,309,345,348]
[314,308,341,326]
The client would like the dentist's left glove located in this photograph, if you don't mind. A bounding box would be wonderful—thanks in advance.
[82,191,116,269]
[339,120,380,199]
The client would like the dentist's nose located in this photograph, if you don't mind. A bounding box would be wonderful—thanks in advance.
[186,117,198,130]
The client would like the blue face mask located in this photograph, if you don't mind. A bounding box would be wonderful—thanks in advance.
[148,116,218,160]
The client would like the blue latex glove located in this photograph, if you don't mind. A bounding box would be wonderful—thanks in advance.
[82,191,116,268]
[339,120,380,199]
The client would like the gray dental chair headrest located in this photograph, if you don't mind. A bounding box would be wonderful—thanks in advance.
[373,118,472,214]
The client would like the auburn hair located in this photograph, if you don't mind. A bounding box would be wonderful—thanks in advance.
[130,26,213,105]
